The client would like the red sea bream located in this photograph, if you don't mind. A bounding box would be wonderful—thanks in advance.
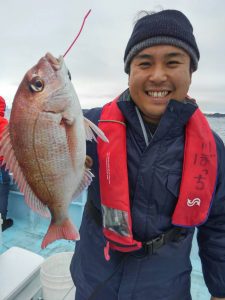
[0,53,108,248]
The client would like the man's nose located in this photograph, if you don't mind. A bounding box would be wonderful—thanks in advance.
[148,65,167,83]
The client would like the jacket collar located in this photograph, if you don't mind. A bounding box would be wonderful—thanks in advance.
[117,89,198,145]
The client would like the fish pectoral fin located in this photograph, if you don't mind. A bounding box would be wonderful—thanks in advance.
[84,117,109,143]
[71,168,94,201]
[0,126,50,218]
[41,218,80,249]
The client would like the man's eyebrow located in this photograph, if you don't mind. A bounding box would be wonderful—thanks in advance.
[165,52,187,59]
[133,54,153,60]
[133,52,187,60]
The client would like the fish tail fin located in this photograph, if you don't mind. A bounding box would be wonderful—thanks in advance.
[41,219,80,249]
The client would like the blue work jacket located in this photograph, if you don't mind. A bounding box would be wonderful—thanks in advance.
[70,90,225,300]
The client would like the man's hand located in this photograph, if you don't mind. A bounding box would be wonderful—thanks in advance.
[211,297,225,300]
[85,155,93,168]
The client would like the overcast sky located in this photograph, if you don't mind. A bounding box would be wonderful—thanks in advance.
[1,0,225,112]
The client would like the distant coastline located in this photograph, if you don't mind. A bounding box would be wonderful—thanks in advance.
[5,108,225,119]
[204,113,225,118]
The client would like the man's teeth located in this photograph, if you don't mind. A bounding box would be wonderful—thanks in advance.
[147,91,169,97]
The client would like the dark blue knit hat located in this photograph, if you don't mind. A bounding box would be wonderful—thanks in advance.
[124,9,200,73]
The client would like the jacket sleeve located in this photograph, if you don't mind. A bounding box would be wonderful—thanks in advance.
[197,133,225,298]
[83,107,102,210]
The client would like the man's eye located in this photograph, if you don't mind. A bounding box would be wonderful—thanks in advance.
[167,61,180,66]
[139,62,151,67]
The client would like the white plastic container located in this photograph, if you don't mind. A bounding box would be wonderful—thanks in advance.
[0,246,44,300]
[40,251,75,300]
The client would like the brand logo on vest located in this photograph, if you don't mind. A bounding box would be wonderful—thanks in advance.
[187,198,201,207]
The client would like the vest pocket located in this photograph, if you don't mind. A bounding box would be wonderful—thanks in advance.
[101,204,131,237]
[161,172,182,215]
[166,172,182,198]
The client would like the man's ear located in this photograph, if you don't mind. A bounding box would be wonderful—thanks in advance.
[189,62,194,79]
[190,72,192,85]
[189,63,193,85]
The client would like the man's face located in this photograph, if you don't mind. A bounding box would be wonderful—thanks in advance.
[128,45,192,124]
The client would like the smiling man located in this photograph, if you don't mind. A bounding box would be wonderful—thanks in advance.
[128,45,192,124]
[70,9,225,300]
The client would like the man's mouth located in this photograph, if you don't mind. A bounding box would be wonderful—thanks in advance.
[146,90,170,98]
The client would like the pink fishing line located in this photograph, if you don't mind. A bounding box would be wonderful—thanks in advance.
[63,9,92,57]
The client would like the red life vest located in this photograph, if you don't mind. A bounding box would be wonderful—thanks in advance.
[97,98,217,259]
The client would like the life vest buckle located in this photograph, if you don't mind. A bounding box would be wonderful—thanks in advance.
[143,234,165,255]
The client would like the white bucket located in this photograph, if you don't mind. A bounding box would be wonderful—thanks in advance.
[40,251,75,300]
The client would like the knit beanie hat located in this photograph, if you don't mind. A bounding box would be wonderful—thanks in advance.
[124,9,200,73]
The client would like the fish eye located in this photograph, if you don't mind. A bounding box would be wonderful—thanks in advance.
[68,70,72,80]
[29,76,44,92]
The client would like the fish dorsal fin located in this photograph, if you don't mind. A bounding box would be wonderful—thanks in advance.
[84,117,109,143]
[0,126,50,218]
[72,168,94,202]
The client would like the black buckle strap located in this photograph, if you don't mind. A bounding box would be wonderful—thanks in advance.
[142,227,188,255]
[143,234,165,255]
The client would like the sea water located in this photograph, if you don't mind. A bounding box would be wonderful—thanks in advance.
[207,117,225,142]
[191,117,225,300]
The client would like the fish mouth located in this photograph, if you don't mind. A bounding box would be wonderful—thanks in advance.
[45,52,63,70]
